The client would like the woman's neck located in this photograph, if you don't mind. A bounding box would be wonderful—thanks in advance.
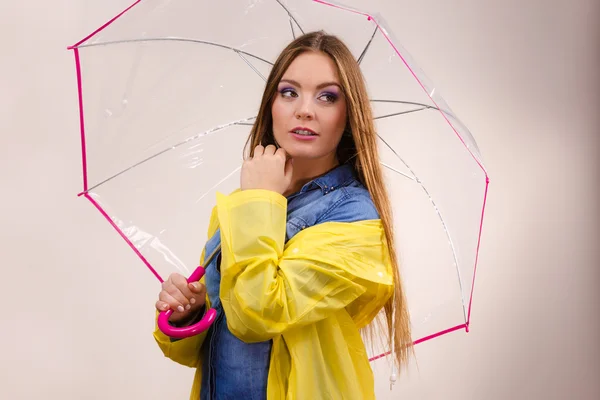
[284,154,339,197]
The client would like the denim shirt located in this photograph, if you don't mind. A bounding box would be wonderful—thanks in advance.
[199,163,379,400]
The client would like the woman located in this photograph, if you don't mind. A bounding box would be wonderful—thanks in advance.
[153,31,412,399]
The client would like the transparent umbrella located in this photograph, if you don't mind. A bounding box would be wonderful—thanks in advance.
[68,0,489,357]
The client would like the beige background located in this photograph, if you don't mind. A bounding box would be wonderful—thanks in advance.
[1,0,598,399]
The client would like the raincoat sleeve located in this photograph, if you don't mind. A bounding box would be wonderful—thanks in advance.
[152,205,220,368]
[152,285,210,368]
[216,189,394,343]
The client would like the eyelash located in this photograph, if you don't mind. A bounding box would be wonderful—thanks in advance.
[278,88,338,103]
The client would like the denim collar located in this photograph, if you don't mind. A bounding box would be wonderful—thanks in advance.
[288,163,357,198]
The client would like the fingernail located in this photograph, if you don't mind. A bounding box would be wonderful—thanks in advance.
[177,305,185,313]
[190,298,196,304]
[185,304,191,310]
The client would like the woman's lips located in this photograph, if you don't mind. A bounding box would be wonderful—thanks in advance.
[290,126,318,136]
[290,131,319,140]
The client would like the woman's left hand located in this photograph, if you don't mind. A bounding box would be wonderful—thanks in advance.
[241,145,293,195]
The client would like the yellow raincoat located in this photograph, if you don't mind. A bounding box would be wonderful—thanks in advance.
[154,189,394,399]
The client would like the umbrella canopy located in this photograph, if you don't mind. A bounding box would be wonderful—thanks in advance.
[68,0,489,358]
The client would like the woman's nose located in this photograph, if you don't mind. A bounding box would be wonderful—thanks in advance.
[295,99,314,120]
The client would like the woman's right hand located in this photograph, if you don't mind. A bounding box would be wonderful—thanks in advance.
[155,272,207,324]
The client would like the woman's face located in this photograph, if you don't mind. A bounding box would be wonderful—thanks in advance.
[271,51,347,163]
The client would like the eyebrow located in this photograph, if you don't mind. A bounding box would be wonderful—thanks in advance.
[279,78,342,91]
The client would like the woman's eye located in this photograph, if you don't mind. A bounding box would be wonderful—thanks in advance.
[279,88,297,98]
[319,92,338,103]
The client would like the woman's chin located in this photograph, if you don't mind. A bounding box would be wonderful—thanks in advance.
[282,149,317,160]
[278,141,334,161]
[278,144,306,158]
[284,151,339,168]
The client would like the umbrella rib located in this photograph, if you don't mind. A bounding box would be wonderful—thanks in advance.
[82,116,257,194]
[236,117,257,127]
[377,134,468,324]
[195,165,242,203]
[370,100,438,120]
[75,37,274,66]
[357,26,378,65]
[371,99,460,121]
[276,0,304,34]
[236,51,267,82]
[370,99,436,108]
[289,18,296,39]
[370,100,461,122]
[374,106,430,120]
[380,162,416,181]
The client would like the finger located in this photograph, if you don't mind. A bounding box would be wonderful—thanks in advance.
[188,282,207,306]
[159,291,186,313]
[171,273,196,301]
[155,300,169,312]
[164,284,191,311]
[188,281,206,295]
[264,144,277,155]
[275,147,288,161]
[254,145,264,157]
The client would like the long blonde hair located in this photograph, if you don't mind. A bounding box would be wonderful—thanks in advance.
[245,31,412,370]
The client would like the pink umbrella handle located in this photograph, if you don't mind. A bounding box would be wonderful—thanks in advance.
[157,266,217,339]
